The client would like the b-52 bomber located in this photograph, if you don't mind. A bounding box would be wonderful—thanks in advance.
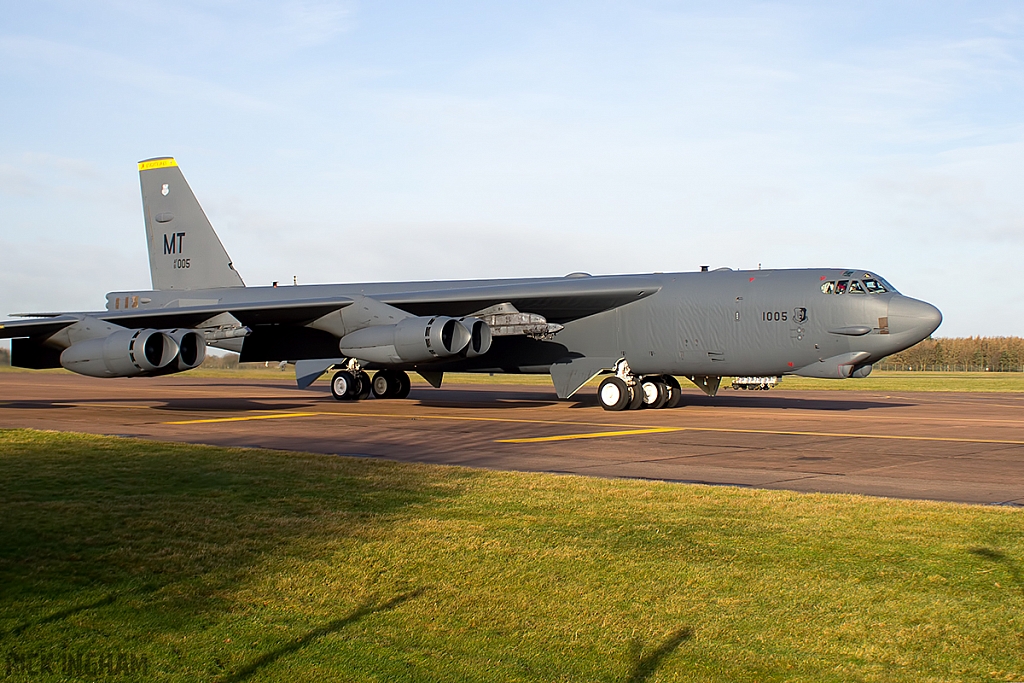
[0,158,942,410]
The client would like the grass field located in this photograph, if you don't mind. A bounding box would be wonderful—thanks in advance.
[1,430,1021,682]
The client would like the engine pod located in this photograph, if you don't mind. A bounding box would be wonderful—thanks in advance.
[458,317,492,358]
[61,329,179,378]
[340,316,471,364]
[163,329,207,371]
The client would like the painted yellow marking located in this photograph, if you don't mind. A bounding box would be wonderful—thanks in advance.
[497,427,682,443]
[157,408,1024,446]
[138,158,177,171]
[678,426,1024,446]
[164,412,319,425]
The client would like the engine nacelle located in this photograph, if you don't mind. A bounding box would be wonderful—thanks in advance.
[458,317,492,358]
[60,329,180,378]
[339,316,472,364]
[163,329,207,372]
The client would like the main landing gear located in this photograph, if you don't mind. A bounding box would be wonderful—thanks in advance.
[597,362,682,412]
[331,369,411,402]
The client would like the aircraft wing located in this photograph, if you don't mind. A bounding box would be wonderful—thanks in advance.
[1,275,660,340]
[379,275,662,323]
[0,315,87,340]
[0,297,354,339]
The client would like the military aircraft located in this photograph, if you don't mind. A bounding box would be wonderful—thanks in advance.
[0,157,942,410]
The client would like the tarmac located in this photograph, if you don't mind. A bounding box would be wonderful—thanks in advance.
[1,372,1022,505]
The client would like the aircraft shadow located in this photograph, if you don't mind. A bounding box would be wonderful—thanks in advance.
[672,394,907,411]
[403,388,905,412]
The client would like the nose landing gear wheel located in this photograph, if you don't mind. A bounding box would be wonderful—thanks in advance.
[598,377,630,411]
[330,371,360,401]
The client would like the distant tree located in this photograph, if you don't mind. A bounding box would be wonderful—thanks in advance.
[201,353,241,369]
[878,337,1024,371]
[0,346,9,366]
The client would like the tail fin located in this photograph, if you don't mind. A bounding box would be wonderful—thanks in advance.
[138,157,245,290]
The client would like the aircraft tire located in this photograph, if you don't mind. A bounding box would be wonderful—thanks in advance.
[627,383,645,410]
[355,371,372,400]
[371,370,397,398]
[641,377,669,409]
[330,371,360,401]
[598,377,630,411]
[663,375,682,408]
[394,371,412,399]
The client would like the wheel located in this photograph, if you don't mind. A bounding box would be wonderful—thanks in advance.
[598,377,630,411]
[330,371,360,401]
[371,371,396,398]
[394,371,412,399]
[663,375,682,409]
[640,377,669,409]
[627,383,645,410]
[355,371,371,400]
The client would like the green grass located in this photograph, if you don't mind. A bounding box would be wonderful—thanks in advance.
[1,430,1022,682]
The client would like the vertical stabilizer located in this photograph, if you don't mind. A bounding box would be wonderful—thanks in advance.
[138,157,245,290]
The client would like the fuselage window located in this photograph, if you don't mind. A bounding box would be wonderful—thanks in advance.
[835,280,849,294]
[849,280,866,294]
[863,278,887,294]
[821,281,835,294]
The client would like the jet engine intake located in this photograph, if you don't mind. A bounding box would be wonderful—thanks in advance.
[164,329,207,372]
[60,329,179,378]
[339,316,472,364]
[458,317,492,358]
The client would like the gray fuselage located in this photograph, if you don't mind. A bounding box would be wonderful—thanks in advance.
[109,266,941,379]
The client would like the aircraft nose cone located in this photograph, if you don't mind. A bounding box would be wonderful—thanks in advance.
[888,296,942,341]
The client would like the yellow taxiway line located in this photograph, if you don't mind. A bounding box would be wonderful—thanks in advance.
[164,412,320,425]
[160,409,1024,446]
[497,427,682,443]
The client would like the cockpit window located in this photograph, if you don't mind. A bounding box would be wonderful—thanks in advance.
[848,280,866,294]
[877,277,899,294]
[863,278,887,294]
[820,281,835,294]
[835,280,849,294]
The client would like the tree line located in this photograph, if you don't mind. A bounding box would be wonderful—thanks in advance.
[875,337,1024,372]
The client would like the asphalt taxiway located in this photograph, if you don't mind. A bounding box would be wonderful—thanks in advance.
[1,373,1022,505]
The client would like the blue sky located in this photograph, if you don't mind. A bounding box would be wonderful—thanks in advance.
[1,1,1022,338]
